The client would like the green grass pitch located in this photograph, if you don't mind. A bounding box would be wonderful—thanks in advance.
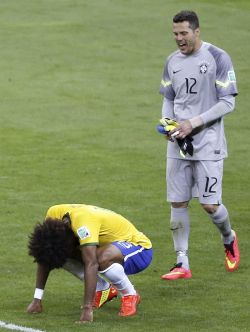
[0,0,249,331]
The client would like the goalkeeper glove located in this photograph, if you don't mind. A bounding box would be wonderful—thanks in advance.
[157,118,194,157]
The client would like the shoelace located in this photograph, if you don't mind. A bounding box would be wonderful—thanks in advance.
[122,296,133,305]
[120,296,136,312]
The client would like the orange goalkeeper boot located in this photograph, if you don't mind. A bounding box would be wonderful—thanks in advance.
[161,263,192,280]
[224,230,240,272]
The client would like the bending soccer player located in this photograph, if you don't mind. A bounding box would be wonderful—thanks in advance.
[159,10,240,280]
[26,204,152,323]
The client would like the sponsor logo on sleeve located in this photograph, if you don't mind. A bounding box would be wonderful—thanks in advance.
[77,226,90,239]
[228,70,236,82]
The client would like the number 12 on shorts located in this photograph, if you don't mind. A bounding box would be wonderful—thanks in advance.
[203,176,217,198]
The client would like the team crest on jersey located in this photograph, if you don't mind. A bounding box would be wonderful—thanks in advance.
[77,226,90,239]
[199,61,209,74]
[199,64,207,73]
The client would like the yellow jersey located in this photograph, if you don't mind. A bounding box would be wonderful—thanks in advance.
[46,204,152,249]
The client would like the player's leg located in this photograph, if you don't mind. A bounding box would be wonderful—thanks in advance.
[197,160,240,271]
[97,242,152,316]
[62,258,117,308]
[161,159,193,280]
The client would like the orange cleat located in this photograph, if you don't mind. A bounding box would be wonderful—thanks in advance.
[94,286,118,309]
[119,294,141,317]
[224,230,240,272]
[161,263,192,280]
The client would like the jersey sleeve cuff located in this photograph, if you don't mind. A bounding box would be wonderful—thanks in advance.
[80,242,99,247]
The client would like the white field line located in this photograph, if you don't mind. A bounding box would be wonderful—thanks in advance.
[0,321,45,332]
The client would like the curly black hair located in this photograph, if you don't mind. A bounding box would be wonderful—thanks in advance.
[28,218,79,270]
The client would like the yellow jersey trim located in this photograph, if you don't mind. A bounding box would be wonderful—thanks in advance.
[215,80,231,88]
[161,79,172,87]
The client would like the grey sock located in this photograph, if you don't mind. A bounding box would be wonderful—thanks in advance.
[170,207,190,270]
[176,251,189,270]
[209,204,234,244]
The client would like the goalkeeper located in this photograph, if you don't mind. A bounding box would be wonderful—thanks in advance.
[158,10,240,281]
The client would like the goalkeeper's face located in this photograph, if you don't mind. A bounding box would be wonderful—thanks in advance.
[173,21,201,55]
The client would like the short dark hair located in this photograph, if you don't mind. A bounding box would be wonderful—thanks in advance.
[173,11,199,30]
[28,218,79,269]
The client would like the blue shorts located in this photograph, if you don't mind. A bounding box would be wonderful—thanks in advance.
[112,241,153,275]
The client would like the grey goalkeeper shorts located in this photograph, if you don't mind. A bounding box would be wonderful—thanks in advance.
[166,158,224,204]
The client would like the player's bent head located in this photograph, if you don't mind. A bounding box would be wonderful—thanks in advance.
[173,10,199,30]
[28,218,76,269]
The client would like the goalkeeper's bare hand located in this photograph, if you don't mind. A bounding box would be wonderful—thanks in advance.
[170,119,193,139]
[157,118,194,157]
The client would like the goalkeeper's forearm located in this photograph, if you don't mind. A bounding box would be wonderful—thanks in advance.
[161,97,174,119]
[189,95,235,129]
